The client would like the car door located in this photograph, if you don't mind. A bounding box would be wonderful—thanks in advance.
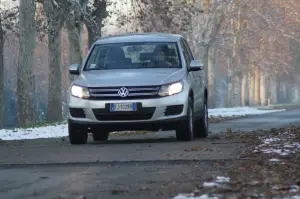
[181,39,203,114]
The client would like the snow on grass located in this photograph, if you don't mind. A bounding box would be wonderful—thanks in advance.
[252,130,300,198]
[254,132,300,157]
[269,158,281,162]
[215,176,230,183]
[0,123,68,140]
[172,194,218,199]
[203,182,219,188]
[274,196,300,199]
[208,106,285,117]
[202,176,230,188]
[173,176,230,199]
[0,106,286,141]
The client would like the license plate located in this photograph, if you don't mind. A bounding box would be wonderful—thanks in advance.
[110,102,137,112]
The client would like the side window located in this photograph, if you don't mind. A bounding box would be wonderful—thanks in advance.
[180,40,191,66]
[182,39,194,61]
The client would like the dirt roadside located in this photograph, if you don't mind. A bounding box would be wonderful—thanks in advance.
[168,127,300,199]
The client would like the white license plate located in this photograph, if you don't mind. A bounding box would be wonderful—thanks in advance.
[110,103,137,112]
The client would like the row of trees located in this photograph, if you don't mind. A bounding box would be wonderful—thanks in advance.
[116,0,300,108]
[0,0,299,128]
[0,0,109,128]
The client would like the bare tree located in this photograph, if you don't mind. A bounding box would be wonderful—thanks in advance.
[85,0,109,48]
[40,0,66,123]
[17,0,36,127]
[0,12,3,128]
[0,4,18,128]
[66,0,88,68]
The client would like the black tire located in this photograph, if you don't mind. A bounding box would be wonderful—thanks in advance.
[175,97,194,141]
[68,120,88,145]
[194,100,209,138]
[92,130,109,141]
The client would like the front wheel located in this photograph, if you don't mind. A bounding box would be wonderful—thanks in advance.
[194,101,209,138]
[92,130,109,141]
[68,120,88,145]
[175,97,194,141]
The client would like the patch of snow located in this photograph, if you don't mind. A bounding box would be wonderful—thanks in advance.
[203,182,220,188]
[264,138,281,144]
[274,196,300,199]
[269,159,280,162]
[254,132,300,157]
[208,107,285,117]
[172,194,218,199]
[215,176,230,183]
[202,176,230,189]
[0,124,68,140]
[290,185,299,193]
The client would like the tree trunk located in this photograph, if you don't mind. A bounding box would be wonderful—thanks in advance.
[0,17,4,129]
[248,73,255,106]
[260,73,267,105]
[233,75,242,107]
[197,44,209,85]
[87,25,99,48]
[241,73,248,106]
[207,47,216,108]
[254,66,260,105]
[67,25,83,66]
[17,0,36,127]
[227,57,233,107]
[293,77,300,103]
[67,21,84,85]
[47,26,63,123]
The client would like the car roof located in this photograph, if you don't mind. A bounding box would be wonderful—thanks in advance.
[95,32,184,44]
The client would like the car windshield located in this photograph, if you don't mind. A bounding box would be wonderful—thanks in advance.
[84,42,181,70]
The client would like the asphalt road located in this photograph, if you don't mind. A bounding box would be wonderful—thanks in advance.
[0,109,299,199]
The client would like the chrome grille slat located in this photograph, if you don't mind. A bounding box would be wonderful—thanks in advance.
[90,88,119,92]
[128,87,160,91]
[128,92,158,96]
[91,92,158,97]
[92,94,119,97]
[88,86,161,100]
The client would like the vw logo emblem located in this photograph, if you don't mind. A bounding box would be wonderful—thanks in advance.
[118,87,129,97]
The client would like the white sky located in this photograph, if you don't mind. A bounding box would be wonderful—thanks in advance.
[0,0,19,9]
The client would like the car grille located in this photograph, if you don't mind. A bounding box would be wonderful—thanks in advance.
[89,85,161,100]
[92,103,156,121]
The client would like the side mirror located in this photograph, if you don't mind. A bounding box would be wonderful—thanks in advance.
[189,60,204,71]
[69,64,80,75]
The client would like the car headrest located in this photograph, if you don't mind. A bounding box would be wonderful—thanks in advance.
[167,49,176,56]
[140,53,153,61]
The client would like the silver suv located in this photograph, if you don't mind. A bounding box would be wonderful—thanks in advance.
[67,33,208,145]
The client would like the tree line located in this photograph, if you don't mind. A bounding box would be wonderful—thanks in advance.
[0,0,299,128]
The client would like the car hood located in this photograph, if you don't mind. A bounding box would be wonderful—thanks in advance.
[73,68,186,87]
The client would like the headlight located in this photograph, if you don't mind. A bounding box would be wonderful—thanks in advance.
[158,81,184,96]
[71,85,90,99]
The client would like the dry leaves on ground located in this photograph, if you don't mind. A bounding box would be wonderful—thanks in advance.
[173,127,300,199]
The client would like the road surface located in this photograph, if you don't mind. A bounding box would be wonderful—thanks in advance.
[0,109,299,199]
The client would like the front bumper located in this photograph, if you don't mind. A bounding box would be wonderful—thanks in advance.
[67,88,189,125]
